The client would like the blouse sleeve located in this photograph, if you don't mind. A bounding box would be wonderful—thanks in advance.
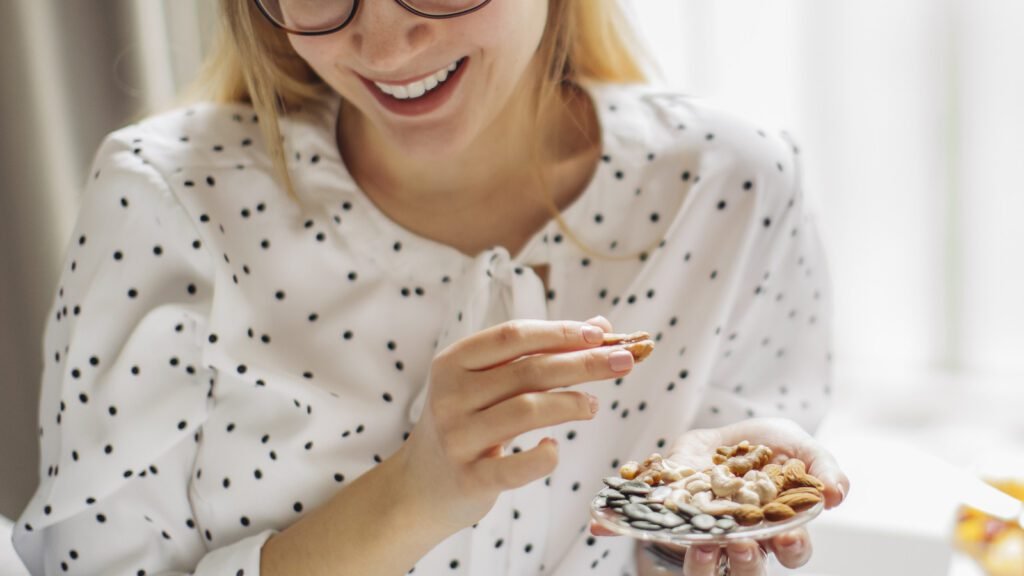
[12,132,277,575]
[694,131,835,435]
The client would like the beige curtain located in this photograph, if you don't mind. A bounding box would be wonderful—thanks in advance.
[0,0,216,521]
[633,0,1024,383]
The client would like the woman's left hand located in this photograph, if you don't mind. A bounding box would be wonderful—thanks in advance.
[590,417,851,575]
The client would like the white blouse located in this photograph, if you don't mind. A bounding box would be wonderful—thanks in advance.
[13,81,833,576]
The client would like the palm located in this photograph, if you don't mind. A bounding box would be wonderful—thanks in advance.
[667,419,837,494]
[590,417,851,574]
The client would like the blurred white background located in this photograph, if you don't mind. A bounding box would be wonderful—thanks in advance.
[2,1,1022,574]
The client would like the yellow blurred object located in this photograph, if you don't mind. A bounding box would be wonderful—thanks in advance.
[954,479,1024,576]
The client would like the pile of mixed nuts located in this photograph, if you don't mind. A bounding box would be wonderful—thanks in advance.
[595,441,826,535]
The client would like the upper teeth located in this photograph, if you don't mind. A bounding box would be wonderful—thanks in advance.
[374,60,460,100]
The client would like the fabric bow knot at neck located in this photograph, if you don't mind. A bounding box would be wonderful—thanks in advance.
[408,245,551,426]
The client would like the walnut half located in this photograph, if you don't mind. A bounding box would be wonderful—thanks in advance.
[601,331,655,362]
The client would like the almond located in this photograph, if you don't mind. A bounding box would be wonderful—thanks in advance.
[774,491,821,512]
[782,458,807,478]
[733,504,765,526]
[778,487,823,499]
[762,501,797,522]
[789,474,826,492]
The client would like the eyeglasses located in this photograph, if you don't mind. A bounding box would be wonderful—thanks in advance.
[254,0,493,36]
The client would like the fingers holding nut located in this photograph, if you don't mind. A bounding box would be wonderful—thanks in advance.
[600,331,655,363]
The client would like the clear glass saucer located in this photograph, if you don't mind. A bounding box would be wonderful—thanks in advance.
[590,495,824,546]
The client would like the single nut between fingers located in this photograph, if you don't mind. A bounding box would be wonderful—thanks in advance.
[601,331,655,363]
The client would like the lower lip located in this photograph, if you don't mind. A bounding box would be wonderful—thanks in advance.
[361,57,469,118]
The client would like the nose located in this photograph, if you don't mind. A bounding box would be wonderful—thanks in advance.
[347,1,434,73]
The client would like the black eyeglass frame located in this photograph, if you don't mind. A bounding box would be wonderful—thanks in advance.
[254,0,494,36]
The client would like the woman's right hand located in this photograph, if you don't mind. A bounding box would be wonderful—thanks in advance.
[398,315,633,532]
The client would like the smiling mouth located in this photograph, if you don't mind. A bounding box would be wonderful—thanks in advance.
[358,56,471,118]
[367,57,468,100]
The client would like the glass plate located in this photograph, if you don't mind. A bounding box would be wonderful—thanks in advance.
[590,495,824,546]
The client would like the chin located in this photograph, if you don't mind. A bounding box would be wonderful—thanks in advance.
[379,117,478,163]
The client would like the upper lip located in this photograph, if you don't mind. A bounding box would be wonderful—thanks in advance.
[358,57,463,85]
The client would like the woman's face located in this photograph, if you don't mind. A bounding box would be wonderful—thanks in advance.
[286,0,550,160]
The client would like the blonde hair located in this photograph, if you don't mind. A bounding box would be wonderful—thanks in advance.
[180,0,656,260]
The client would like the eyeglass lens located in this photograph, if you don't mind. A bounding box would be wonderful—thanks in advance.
[261,0,486,33]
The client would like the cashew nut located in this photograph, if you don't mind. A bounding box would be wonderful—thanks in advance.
[660,459,697,483]
[733,487,761,506]
[683,472,711,493]
[692,490,745,516]
[751,476,779,505]
[665,488,693,512]
[650,485,673,502]
[690,490,713,509]
[709,465,744,498]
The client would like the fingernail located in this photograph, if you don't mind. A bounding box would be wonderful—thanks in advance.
[609,350,633,372]
[782,538,803,554]
[582,325,603,344]
[585,315,608,325]
[693,546,715,563]
[588,394,599,414]
[733,548,753,563]
[838,483,847,504]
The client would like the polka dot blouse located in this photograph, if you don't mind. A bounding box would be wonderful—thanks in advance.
[13,81,833,575]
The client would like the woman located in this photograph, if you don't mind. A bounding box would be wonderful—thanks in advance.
[13,0,849,574]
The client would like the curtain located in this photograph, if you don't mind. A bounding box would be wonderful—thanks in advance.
[632,0,1024,383]
[0,0,213,521]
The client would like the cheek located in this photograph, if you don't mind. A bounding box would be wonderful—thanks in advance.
[470,1,548,61]
[461,3,547,102]
[287,36,332,76]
